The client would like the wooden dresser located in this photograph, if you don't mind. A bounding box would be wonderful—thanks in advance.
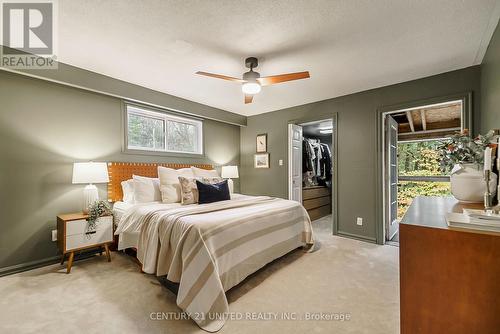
[400,197,500,334]
[302,186,331,221]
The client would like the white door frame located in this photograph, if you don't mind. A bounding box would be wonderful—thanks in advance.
[377,93,472,244]
[287,115,338,234]
[288,123,303,202]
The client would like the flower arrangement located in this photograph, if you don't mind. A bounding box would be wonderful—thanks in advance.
[438,129,495,173]
[87,200,112,230]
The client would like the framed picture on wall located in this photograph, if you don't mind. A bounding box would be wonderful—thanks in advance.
[254,153,270,168]
[256,134,267,153]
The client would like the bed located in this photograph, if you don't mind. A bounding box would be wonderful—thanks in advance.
[109,162,314,332]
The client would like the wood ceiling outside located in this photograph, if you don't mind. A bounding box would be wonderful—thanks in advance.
[393,102,461,141]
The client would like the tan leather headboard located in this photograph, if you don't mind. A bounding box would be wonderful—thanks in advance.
[107,162,214,202]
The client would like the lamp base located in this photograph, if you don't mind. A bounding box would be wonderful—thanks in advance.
[83,184,99,214]
[227,179,234,193]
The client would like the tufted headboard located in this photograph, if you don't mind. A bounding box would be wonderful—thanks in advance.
[107,162,214,202]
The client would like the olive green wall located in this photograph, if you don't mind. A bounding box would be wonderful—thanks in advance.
[240,66,481,243]
[0,70,240,273]
[481,20,500,132]
[1,46,246,127]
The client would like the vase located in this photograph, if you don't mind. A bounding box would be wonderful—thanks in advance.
[450,163,497,203]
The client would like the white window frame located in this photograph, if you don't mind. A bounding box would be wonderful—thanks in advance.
[124,103,203,155]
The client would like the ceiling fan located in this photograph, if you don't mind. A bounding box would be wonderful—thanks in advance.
[196,57,310,104]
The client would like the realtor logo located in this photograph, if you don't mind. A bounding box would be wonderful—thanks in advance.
[1,0,57,69]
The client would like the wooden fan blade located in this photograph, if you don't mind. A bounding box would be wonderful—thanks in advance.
[196,71,245,83]
[257,71,310,86]
[245,94,253,104]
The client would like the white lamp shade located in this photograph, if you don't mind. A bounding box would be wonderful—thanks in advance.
[72,162,109,184]
[221,165,239,179]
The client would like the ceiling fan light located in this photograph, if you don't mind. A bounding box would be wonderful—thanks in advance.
[242,82,261,95]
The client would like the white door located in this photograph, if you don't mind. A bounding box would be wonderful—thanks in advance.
[288,124,303,202]
[385,115,399,240]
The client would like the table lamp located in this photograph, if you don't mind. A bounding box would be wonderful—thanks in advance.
[72,162,109,213]
[221,165,239,193]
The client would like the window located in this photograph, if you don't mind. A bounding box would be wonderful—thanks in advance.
[125,104,203,154]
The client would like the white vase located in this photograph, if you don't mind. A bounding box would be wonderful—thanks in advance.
[450,163,497,203]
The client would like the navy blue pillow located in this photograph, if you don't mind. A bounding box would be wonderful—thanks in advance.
[196,180,230,204]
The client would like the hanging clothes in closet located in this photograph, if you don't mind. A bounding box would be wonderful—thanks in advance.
[302,137,332,188]
[318,143,332,187]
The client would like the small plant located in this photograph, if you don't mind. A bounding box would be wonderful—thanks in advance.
[437,129,495,173]
[87,200,112,230]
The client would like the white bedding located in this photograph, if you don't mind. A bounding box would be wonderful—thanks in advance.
[113,200,170,250]
[113,201,134,216]
[114,194,314,332]
[113,195,246,250]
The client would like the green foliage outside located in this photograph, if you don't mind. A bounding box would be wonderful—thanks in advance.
[398,181,450,219]
[397,140,451,219]
[128,113,197,152]
[128,113,165,150]
[398,140,450,176]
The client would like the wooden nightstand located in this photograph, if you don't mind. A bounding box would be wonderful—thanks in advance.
[57,213,113,273]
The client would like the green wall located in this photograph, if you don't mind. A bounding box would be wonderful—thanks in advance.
[2,46,246,127]
[0,47,490,272]
[0,70,240,273]
[240,66,481,243]
[481,20,500,132]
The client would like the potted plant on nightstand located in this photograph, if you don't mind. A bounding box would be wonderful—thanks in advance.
[87,200,112,231]
[438,129,497,202]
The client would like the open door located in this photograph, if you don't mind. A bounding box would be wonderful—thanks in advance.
[385,115,399,240]
[288,124,303,202]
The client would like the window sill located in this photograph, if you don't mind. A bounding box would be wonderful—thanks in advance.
[122,148,205,159]
[398,175,450,182]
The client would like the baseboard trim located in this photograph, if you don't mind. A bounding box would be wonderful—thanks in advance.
[0,249,102,277]
[0,256,60,277]
[336,230,377,244]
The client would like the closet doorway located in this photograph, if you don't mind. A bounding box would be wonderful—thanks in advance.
[288,117,337,233]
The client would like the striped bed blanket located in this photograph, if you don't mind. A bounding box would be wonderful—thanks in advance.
[115,194,314,332]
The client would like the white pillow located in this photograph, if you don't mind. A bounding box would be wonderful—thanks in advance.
[158,167,194,203]
[121,179,135,203]
[132,175,161,203]
[191,166,219,178]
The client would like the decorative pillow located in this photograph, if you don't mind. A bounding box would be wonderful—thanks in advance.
[158,167,194,203]
[178,177,200,205]
[191,166,219,178]
[196,180,230,204]
[121,179,135,203]
[178,176,224,205]
[132,175,161,203]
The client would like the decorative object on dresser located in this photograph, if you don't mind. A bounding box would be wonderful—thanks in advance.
[221,165,239,193]
[438,130,497,202]
[72,162,110,213]
[254,153,270,168]
[483,146,494,211]
[256,133,267,153]
[57,212,113,274]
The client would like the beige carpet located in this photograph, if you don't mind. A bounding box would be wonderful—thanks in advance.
[0,216,399,334]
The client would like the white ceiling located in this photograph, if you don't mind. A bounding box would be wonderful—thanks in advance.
[58,0,500,116]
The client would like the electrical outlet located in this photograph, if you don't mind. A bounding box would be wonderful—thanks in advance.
[279,159,283,166]
[51,230,57,242]
[356,217,363,226]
